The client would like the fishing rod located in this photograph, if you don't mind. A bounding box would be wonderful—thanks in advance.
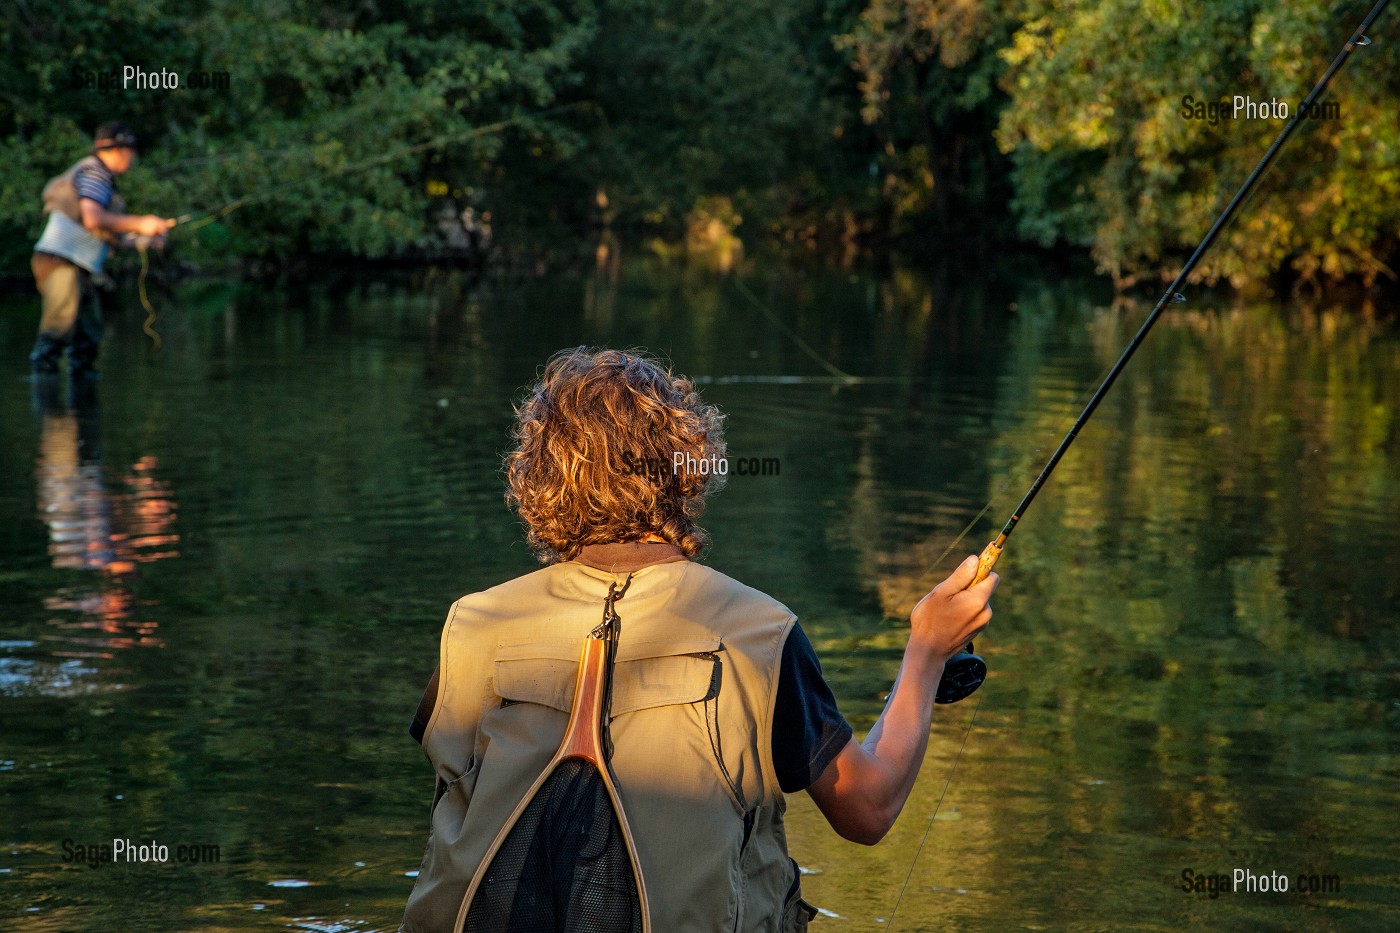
[932,0,1390,705]
[887,5,1393,931]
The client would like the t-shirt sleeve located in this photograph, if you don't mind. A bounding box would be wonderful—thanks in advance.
[772,622,853,793]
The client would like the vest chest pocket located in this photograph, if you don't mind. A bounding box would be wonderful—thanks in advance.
[492,634,723,714]
[492,633,750,815]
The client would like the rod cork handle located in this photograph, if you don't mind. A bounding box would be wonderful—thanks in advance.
[972,540,1002,585]
[934,539,1001,703]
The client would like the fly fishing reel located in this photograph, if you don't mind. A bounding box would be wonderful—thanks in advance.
[935,643,985,704]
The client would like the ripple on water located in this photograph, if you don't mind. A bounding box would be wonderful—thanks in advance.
[289,919,374,933]
[0,656,126,697]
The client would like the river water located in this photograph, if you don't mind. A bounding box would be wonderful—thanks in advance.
[1,252,1397,931]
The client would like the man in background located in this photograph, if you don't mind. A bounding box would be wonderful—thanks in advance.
[29,121,174,378]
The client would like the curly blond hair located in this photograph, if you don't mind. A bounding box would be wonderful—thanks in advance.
[504,347,727,563]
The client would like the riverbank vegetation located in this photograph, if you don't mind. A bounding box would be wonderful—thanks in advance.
[2,0,1396,287]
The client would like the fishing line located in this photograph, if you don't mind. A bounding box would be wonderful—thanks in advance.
[172,104,587,230]
[575,101,874,387]
[154,142,341,173]
[779,280,1275,927]
[728,275,859,382]
[693,373,906,385]
[853,338,1141,932]
[136,244,161,352]
[776,308,1114,931]
[133,104,587,349]
[887,691,982,933]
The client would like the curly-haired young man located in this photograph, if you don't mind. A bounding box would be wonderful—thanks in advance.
[400,347,997,933]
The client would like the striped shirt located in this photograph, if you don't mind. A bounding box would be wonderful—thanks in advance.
[73,159,116,209]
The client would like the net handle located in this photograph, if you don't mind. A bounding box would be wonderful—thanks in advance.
[454,576,651,932]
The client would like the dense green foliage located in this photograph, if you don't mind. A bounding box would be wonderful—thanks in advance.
[1,0,1396,284]
[995,0,1400,286]
[1,0,597,265]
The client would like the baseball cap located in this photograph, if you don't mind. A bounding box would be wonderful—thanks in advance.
[93,122,139,151]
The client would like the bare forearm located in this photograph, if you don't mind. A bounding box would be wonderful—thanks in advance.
[859,647,945,823]
[87,207,146,235]
[80,202,170,238]
[809,645,946,845]
[806,553,997,845]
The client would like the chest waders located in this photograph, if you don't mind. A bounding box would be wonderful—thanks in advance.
[455,575,650,933]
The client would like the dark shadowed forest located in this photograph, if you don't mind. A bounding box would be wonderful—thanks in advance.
[3,0,1397,288]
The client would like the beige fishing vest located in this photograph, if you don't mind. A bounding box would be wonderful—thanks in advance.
[34,156,125,274]
[401,558,808,932]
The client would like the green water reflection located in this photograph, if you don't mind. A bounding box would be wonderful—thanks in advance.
[0,254,1396,931]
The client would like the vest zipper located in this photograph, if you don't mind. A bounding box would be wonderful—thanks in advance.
[705,651,750,813]
[730,807,761,933]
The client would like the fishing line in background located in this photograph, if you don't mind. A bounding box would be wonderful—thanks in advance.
[133,104,587,351]
[725,266,1129,793]
[136,243,162,352]
[718,263,1260,930]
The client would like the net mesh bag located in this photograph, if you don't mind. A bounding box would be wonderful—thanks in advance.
[461,758,643,933]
